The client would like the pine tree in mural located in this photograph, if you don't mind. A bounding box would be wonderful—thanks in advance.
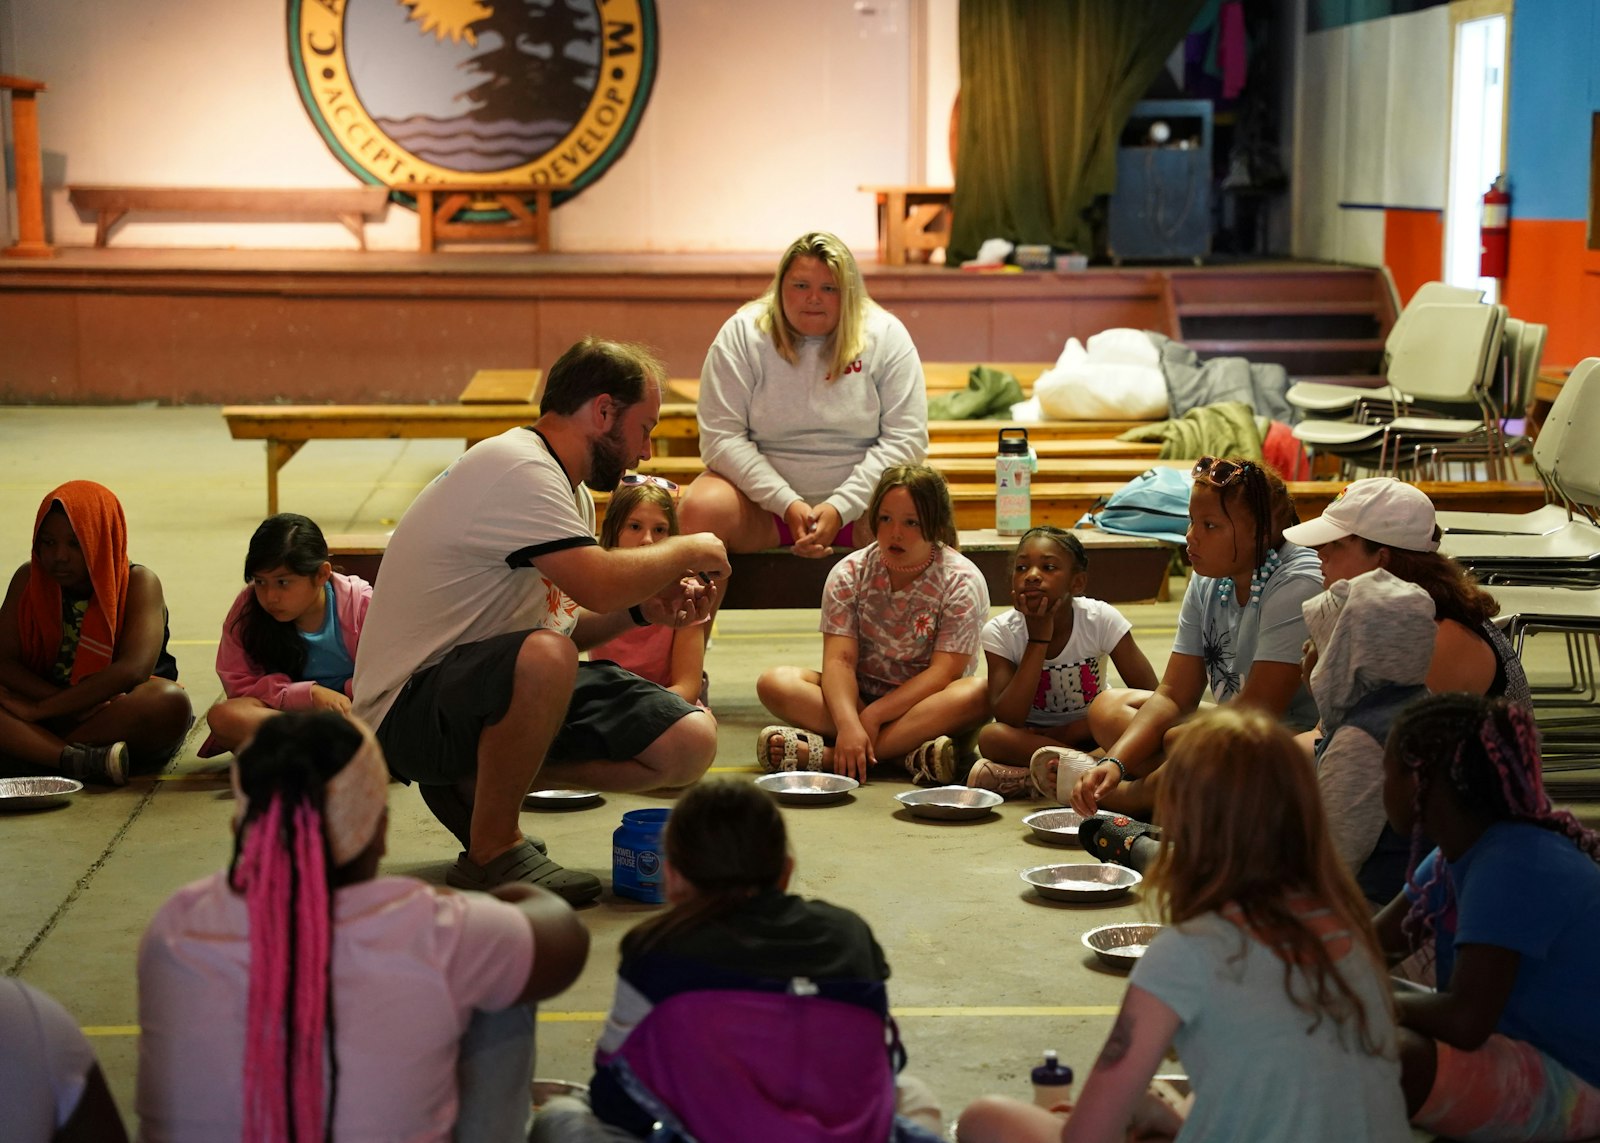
[461,0,595,128]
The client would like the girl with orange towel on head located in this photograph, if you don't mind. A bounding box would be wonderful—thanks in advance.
[0,481,193,785]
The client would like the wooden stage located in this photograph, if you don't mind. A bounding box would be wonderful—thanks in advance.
[0,249,1388,405]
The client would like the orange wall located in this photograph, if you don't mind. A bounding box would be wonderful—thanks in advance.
[1383,209,1444,307]
[1500,219,1600,371]
[1383,213,1598,371]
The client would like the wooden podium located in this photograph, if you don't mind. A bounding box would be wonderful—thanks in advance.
[2,75,52,258]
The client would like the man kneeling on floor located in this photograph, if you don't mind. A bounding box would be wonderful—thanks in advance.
[353,336,731,905]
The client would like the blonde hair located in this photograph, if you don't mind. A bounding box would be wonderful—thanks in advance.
[1149,707,1391,1053]
[599,482,679,549]
[754,231,876,381]
[866,464,959,549]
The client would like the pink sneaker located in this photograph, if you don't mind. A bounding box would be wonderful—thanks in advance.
[965,759,1035,800]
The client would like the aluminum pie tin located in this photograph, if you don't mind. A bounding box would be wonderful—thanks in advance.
[0,775,83,810]
[1082,922,1163,969]
[1022,862,1142,903]
[895,785,1003,820]
[754,771,860,805]
[1022,808,1086,844]
[522,789,602,811]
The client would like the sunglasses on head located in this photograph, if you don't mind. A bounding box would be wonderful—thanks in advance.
[1191,456,1255,488]
[619,473,680,495]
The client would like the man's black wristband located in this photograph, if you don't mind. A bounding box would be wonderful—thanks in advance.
[629,604,650,627]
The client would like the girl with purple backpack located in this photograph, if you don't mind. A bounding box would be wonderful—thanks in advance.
[532,779,943,1143]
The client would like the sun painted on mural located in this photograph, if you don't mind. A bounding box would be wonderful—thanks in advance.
[288,0,656,199]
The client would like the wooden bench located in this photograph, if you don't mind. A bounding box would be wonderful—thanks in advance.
[225,369,545,514]
[328,526,1176,607]
[413,182,570,253]
[936,480,1549,533]
[636,455,1190,486]
[67,185,390,249]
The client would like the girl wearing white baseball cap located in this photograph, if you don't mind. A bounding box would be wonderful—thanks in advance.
[1282,478,1530,705]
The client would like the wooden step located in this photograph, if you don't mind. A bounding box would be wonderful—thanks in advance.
[926,438,1161,460]
[1186,338,1387,357]
[1176,301,1378,318]
[1168,267,1385,306]
[637,456,1189,485]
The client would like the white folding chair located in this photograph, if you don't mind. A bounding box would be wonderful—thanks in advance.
[1293,303,1504,478]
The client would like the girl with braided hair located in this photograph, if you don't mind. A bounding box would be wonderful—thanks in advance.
[136,711,589,1143]
[1055,457,1323,827]
[1377,693,1600,1141]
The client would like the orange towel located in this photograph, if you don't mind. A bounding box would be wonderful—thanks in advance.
[17,481,130,685]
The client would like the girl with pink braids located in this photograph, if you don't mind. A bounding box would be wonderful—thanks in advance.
[135,711,589,1143]
[1378,693,1600,1142]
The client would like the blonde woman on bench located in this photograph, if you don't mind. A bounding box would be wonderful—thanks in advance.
[680,231,928,558]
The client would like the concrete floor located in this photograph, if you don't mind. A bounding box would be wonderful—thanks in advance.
[1,405,1594,1136]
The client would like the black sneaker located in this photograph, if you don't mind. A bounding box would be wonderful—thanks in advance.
[59,741,129,787]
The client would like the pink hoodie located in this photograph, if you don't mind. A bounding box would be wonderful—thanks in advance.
[214,572,371,710]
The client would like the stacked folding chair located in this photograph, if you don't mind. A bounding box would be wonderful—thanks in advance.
[1441,360,1600,779]
[1292,301,1510,479]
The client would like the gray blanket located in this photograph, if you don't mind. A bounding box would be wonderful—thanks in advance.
[1146,332,1297,425]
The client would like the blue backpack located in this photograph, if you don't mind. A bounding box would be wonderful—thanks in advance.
[1079,466,1191,544]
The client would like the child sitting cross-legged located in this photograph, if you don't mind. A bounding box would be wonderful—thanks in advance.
[966,526,1157,799]
[531,778,944,1143]
[0,480,192,785]
[956,707,1410,1143]
[202,513,371,756]
[756,464,990,785]
[1378,694,1600,1142]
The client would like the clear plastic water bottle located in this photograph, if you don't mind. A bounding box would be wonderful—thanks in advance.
[1031,1049,1073,1110]
[996,427,1032,536]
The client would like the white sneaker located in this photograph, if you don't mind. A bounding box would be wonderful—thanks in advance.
[1028,746,1098,804]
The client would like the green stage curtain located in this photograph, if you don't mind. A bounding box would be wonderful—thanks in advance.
[949,0,1207,263]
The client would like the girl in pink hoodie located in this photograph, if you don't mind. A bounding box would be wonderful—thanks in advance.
[202,514,370,756]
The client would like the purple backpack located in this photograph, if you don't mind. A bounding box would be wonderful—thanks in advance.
[595,979,908,1143]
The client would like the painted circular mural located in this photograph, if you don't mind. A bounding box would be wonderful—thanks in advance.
[289,0,657,200]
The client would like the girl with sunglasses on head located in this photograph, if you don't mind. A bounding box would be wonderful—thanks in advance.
[1059,456,1324,827]
[588,477,716,708]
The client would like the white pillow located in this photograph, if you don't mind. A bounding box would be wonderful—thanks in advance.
[1035,360,1169,420]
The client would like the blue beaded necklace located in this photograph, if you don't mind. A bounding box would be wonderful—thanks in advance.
[1216,547,1281,609]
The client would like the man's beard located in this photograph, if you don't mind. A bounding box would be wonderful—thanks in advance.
[585,423,629,492]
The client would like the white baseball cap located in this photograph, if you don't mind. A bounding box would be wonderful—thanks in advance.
[1281,478,1440,552]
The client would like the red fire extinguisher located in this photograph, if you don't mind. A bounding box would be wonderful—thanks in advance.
[1480,175,1510,279]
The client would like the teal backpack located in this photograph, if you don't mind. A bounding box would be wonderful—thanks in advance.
[1079,466,1191,544]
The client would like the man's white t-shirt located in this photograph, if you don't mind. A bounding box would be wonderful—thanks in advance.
[353,428,596,729]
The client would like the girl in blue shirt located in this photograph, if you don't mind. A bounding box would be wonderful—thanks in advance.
[1379,693,1600,1141]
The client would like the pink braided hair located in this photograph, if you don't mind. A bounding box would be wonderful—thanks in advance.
[231,792,336,1142]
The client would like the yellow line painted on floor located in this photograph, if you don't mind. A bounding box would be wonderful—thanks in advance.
[84,1005,1115,1037]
